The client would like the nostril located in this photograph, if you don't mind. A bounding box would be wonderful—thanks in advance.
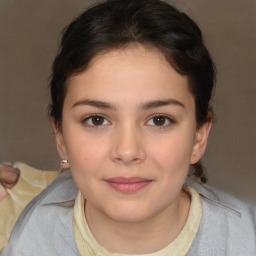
[113,152,145,165]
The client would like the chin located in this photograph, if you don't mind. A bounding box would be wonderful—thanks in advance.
[105,204,152,224]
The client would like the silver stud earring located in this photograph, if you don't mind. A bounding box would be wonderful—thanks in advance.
[61,159,70,170]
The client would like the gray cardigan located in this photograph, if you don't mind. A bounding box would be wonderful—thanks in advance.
[1,170,256,255]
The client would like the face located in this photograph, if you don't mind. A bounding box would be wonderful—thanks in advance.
[54,46,210,223]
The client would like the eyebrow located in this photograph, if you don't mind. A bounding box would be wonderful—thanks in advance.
[140,99,185,110]
[72,98,185,110]
[72,99,116,109]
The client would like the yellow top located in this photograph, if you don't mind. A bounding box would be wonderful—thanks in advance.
[0,162,61,250]
[73,186,202,256]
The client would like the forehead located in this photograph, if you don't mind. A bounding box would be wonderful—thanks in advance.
[65,45,193,108]
[86,45,177,79]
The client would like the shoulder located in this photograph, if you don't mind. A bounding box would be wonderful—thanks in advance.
[1,170,80,256]
[187,180,256,255]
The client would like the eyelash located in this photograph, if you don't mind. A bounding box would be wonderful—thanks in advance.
[145,114,175,128]
[82,114,175,128]
[82,114,111,127]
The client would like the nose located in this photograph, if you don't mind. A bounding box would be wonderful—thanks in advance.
[110,124,146,165]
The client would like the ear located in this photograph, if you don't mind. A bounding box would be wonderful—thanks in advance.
[190,121,212,164]
[51,118,68,160]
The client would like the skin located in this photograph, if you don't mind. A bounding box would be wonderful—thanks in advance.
[53,45,211,254]
[0,164,20,200]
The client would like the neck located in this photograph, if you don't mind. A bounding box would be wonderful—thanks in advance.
[85,190,191,254]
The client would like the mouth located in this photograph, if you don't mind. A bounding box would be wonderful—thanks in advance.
[105,177,153,193]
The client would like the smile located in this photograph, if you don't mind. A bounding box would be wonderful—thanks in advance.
[105,177,153,193]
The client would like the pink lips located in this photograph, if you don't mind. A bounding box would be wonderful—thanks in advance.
[105,177,152,193]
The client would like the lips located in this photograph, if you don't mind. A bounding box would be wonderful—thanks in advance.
[105,177,152,193]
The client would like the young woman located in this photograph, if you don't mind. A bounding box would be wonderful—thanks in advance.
[2,0,255,255]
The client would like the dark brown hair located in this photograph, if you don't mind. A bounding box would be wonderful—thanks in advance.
[49,0,215,183]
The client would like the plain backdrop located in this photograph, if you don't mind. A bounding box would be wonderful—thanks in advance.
[0,0,255,203]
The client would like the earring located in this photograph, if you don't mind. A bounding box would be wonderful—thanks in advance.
[61,159,70,170]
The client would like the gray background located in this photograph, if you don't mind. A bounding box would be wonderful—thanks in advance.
[0,0,255,203]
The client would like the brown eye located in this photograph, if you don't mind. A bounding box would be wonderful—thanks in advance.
[84,115,110,126]
[152,116,166,126]
[146,115,174,127]
[91,116,104,125]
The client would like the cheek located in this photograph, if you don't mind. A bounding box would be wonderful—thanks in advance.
[66,136,110,197]
[64,134,110,175]
[150,133,194,174]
